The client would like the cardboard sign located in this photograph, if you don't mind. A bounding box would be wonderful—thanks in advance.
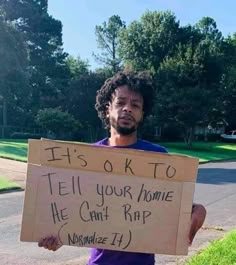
[20,139,199,255]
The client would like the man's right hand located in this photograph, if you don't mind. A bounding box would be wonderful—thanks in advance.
[38,235,62,251]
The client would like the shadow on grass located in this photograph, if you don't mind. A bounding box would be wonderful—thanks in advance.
[0,186,22,194]
[0,177,22,194]
[0,145,27,160]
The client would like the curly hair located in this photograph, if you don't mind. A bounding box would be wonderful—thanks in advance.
[95,71,155,129]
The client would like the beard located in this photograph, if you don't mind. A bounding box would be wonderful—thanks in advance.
[116,124,137,135]
[110,116,138,136]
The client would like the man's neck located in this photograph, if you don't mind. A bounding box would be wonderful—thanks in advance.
[108,130,137,146]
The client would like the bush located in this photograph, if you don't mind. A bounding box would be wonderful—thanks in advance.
[10,132,42,139]
[36,108,81,139]
[195,133,221,142]
[160,126,183,142]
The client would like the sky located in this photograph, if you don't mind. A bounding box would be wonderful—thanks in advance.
[48,0,236,69]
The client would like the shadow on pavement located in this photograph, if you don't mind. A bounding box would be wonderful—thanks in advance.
[197,168,236,184]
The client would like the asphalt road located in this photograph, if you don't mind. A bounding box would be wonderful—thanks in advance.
[0,161,235,265]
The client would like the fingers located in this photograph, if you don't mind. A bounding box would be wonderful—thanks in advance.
[188,204,207,245]
[45,237,57,251]
[38,236,62,251]
[188,222,199,245]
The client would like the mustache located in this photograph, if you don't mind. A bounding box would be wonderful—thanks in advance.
[118,114,135,121]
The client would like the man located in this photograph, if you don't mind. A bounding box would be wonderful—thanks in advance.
[39,71,206,265]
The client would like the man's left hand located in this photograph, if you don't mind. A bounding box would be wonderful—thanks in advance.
[189,203,206,245]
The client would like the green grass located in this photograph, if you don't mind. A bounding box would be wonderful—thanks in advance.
[161,142,236,162]
[0,139,236,163]
[0,139,28,162]
[0,177,21,192]
[184,229,236,265]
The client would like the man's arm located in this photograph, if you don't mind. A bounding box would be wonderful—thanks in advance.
[189,203,206,245]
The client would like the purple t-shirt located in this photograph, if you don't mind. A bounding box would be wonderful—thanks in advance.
[88,138,167,265]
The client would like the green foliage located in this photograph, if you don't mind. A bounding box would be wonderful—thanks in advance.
[94,15,125,73]
[119,10,180,72]
[10,132,41,139]
[0,3,236,145]
[118,12,228,145]
[0,0,70,115]
[66,55,90,78]
[161,142,236,162]
[156,40,220,144]
[196,17,223,43]
[1,139,235,163]
[0,177,21,192]
[64,71,107,141]
[0,21,28,94]
[0,20,29,127]
[0,139,28,161]
[64,56,105,137]
[184,230,236,265]
[151,17,223,145]
[220,34,236,129]
[36,108,80,138]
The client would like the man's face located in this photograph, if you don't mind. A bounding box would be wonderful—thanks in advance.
[107,85,144,135]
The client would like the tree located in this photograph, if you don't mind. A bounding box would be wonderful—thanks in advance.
[66,55,89,79]
[220,33,236,129]
[0,19,29,135]
[1,0,70,115]
[196,17,223,43]
[36,108,80,139]
[119,11,180,73]
[94,15,125,73]
[63,57,107,141]
[64,70,107,142]
[155,21,224,145]
[194,17,226,127]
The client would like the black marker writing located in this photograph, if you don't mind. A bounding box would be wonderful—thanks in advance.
[59,181,70,196]
[68,232,108,246]
[104,160,113,172]
[77,155,88,167]
[166,165,176,178]
[42,172,56,195]
[111,232,123,247]
[125,159,135,175]
[137,184,174,203]
[44,146,62,162]
[96,184,133,207]
[122,203,151,224]
[50,202,69,224]
[148,162,165,178]
[79,201,109,222]
[61,147,71,164]
[42,174,82,196]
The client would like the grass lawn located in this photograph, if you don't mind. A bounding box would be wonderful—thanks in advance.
[0,139,236,163]
[184,229,236,265]
[0,139,28,162]
[0,177,21,192]
[160,142,236,162]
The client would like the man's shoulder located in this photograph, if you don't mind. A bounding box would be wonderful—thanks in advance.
[136,139,168,153]
[93,138,108,146]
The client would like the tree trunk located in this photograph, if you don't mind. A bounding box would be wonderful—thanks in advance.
[184,127,193,147]
[3,99,7,126]
[1,99,7,138]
